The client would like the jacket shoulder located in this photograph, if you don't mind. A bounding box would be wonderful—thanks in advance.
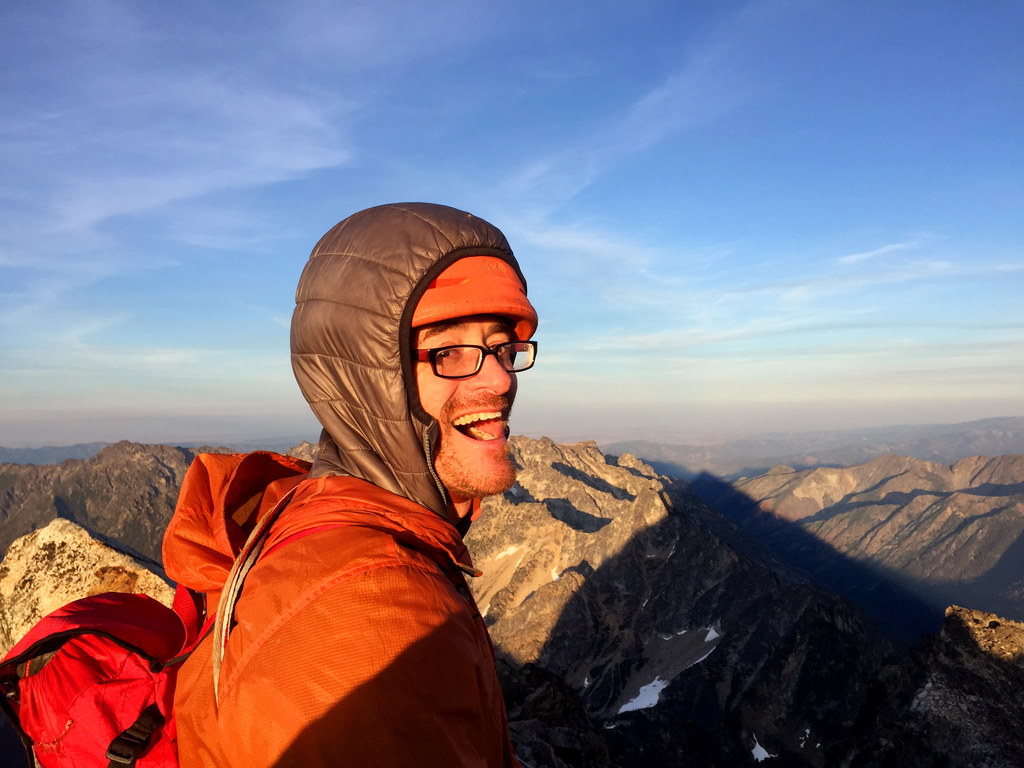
[163,451,310,591]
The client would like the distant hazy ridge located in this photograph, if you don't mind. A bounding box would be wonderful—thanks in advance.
[606,416,1024,478]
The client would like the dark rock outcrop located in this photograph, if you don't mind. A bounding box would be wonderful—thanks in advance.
[851,606,1024,768]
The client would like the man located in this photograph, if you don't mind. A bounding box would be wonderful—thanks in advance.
[164,203,537,766]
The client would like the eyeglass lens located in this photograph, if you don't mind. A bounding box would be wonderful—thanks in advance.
[434,342,535,377]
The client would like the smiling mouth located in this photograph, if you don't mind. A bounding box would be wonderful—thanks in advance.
[452,411,507,441]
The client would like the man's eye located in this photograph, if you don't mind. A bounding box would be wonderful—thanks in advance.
[436,347,475,363]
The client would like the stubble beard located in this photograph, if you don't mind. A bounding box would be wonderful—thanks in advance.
[434,395,518,503]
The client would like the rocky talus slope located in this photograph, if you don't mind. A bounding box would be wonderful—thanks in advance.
[692,454,1024,639]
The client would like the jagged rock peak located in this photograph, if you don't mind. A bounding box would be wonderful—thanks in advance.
[286,440,319,463]
[0,518,174,656]
[473,435,902,766]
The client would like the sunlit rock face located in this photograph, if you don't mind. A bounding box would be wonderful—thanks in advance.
[0,518,174,656]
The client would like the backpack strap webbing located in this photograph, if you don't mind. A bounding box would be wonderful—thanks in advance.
[211,486,298,702]
[105,702,163,766]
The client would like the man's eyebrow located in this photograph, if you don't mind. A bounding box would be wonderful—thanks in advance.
[417,318,514,343]
[418,321,463,342]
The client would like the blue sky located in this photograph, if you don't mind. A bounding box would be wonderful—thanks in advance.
[1,0,1021,448]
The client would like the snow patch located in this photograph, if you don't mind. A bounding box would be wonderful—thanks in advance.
[751,734,775,762]
[705,627,720,642]
[494,545,520,559]
[551,567,560,581]
[617,677,669,714]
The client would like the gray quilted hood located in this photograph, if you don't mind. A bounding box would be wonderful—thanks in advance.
[290,202,530,520]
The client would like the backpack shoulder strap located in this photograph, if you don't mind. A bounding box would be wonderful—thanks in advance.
[211,485,299,701]
[209,490,352,703]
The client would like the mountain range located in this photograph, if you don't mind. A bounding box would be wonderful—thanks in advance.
[607,416,1024,478]
[0,441,230,564]
[1,437,1023,766]
[5,416,1023,472]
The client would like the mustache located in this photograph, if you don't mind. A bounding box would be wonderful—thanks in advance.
[440,393,514,422]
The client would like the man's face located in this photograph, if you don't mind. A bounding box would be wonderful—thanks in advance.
[414,315,519,507]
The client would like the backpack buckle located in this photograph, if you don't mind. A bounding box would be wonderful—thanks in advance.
[106,733,146,765]
[105,703,164,766]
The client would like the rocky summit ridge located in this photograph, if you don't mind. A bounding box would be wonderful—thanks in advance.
[1,438,1023,766]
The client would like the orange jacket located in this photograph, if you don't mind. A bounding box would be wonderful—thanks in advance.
[163,452,518,767]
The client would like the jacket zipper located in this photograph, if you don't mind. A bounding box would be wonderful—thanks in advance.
[422,429,450,511]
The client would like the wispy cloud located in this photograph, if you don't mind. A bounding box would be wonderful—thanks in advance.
[498,35,753,208]
[837,237,927,265]
[1,4,360,273]
[0,5,358,351]
[6,73,352,240]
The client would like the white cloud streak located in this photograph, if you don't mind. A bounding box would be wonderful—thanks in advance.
[497,35,753,210]
[837,237,927,265]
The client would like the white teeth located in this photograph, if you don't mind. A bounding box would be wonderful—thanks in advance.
[467,426,498,441]
[452,411,502,426]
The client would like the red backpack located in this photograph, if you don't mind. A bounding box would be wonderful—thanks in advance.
[0,587,204,767]
[0,452,309,767]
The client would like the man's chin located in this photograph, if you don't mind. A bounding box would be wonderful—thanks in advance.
[435,436,517,503]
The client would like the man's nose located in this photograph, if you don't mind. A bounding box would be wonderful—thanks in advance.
[472,351,514,393]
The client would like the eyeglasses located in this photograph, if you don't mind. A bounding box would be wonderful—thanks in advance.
[414,340,537,379]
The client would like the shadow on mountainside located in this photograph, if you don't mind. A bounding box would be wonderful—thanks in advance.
[506,479,614,534]
[491,470,1024,767]
[690,467,1024,637]
[489,477,921,768]
[689,472,947,644]
[954,526,1024,619]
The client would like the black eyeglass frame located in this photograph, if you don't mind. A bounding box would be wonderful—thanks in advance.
[413,340,538,380]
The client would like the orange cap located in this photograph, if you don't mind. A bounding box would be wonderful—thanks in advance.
[412,256,537,339]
